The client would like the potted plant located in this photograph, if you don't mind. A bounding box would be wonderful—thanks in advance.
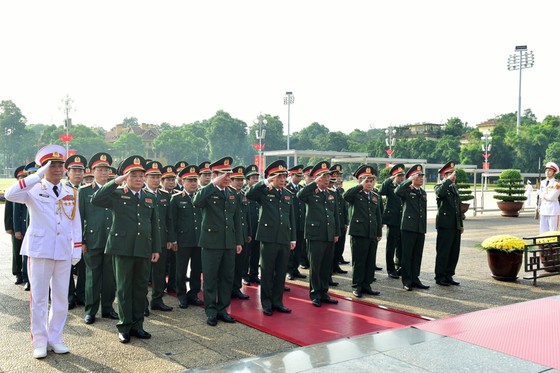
[480,234,526,281]
[493,169,527,217]
[455,168,473,220]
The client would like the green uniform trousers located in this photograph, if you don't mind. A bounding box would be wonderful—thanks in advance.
[201,248,235,317]
[68,259,85,304]
[150,246,168,305]
[260,242,290,309]
[385,224,402,273]
[401,230,425,287]
[308,240,334,301]
[84,248,116,316]
[350,236,377,292]
[11,236,23,277]
[435,228,461,282]
[175,246,202,303]
[113,255,150,333]
[233,243,249,293]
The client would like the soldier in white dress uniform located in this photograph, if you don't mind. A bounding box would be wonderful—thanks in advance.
[5,145,82,359]
[538,162,560,233]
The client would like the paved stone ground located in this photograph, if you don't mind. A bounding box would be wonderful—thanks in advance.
[0,202,558,372]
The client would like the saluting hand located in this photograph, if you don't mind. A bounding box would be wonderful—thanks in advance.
[36,160,51,178]
[115,173,128,185]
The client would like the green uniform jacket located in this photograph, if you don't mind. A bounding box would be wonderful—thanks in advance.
[91,180,161,258]
[296,181,340,241]
[192,183,243,249]
[79,183,113,249]
[144,187,172,246]
[285,182,306,232]
[168,191,202,247]
[434,179,463,230]
[246,181,297,244]
[231,187,251,244]
[343,184,383,239]
[379,178,403,227]
[395,179,427,234]
[335,187,348,232]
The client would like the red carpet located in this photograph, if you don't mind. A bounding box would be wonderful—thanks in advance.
[227,283,430,346]
[415,297,560,369]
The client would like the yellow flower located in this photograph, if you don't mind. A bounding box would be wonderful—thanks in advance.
[481,234,526,252]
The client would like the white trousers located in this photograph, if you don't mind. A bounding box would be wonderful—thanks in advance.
[539,215,559,234]
[28,257,71,348]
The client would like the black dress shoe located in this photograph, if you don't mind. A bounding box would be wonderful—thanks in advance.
[322,297,339,304]
[144,308,150,317]
[151,303,173,311]
[242,278,251,285]
[311,299,322,307]
[364,289,381,296]
[179,302,189,309]
[118,332,130,344]
[371,277,377,282]
[300,264,310,269]
[15,276,23,285]
[102,310,119,319]
[68,302,76,310]
[76,300,85,306]
[188,298,204,306]
[334,267,348,274]
[24,282,30,291]
[448,279,460,286]
[375,265,383,271]
[84,315,95,324]
[436,279,451,286]
[286,273,295,280]
[207,316,218,326]
[403,285,412,291]
[413,282,430,289]
[328,280,339,286]
[217,313,236,323]
[232,291,250,300]
[262,307,273,316]
[339,259,350,265]
[250,277,261,284]
[284,286,291,292]
[388,271,400,279]
[294,272,307,279]
[352,290,363,298]
[130,329,151,339]
[274,305,292,313]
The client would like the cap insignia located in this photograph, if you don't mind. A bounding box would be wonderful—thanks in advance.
[224,159,230,166]
[53,151,60,157]
[134,158,140,165]
[100,154,107,161]
[322,163,327,169]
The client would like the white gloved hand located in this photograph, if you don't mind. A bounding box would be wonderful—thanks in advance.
[71,258,80,266]
[36,161,52,178]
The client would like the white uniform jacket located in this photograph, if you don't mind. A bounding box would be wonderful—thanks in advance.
[538,178,560,216]
[5,173,82,260]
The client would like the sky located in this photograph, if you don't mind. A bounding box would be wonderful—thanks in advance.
[1,1,559,135]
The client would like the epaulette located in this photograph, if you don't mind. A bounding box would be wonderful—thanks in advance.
[78,182,93,190]
[172,191,185,197]
[158,188,169,194]
[371,190,380,199]
[227,186,236,192]
[328,187,337,193]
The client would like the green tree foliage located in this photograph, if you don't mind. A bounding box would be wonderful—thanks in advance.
[206,110,250,164]
[443,117,466,137]
[112,132,144,159]
[247,114,285,151]
[122,117,139,127]
[0,100,35,168]
[153,124,209,165]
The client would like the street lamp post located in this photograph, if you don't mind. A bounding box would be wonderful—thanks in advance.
[481,130,492,190]
[283,92,294,168]
[507,45,535,135]
[254,113,267,177]
[60,95,74,155]
[385,126,396,159]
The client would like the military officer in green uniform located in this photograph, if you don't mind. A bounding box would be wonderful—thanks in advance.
[246,160,296,316]
[395,164,430,291]
[230,166,251,300]
[144,161,174,312]
[65,154,87,310]
[192,157,243,326]
[286,165,307,281]
[243,164,261,285]
[168,165,204,308]
[380,163,405,279]
[299,165,313,269]
[297,161,340,307]
[434,161,463,286]
[83,167,94,185]
[330,164,349,283]
[91,155,161,343]
[343,165,382,297]
[174,161,188,192]
[79,152,118,324]
[161,165,179,293]
[198,161,212,188]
